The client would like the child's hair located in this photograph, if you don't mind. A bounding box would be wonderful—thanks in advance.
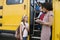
[21,15,28,25]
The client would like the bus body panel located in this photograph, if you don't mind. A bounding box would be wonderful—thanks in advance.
[0,0,3,27]
[0,0,29,31]
[53,0,60,40]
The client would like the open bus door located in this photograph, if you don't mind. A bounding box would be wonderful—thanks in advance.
[30,0,53,40]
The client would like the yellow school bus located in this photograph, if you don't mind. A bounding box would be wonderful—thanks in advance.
[0,0,60,40]
[0,0,30,40]
[53,0,60,40]
[0,0,30,30]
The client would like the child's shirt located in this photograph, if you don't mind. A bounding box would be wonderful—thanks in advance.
[20,22,29,37]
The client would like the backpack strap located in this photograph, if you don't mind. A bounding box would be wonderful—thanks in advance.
[22,27,25,36]
[17,25,25,36]
[16,22,26,38]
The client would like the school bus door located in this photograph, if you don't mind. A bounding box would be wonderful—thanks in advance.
[0,0,30,31]
[53,0,60,40]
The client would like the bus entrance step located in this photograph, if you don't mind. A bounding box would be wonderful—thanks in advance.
[31,36,41,40]
[33,29,41,32]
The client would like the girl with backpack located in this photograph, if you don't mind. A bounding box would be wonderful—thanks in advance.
[15,15,29,40]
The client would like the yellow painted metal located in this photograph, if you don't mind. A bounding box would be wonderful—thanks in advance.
[54,2,60,40]
[53,0,60,40]
[0,0,3,6]
[0,0,30,39]
[0,0,3,15]
[0,0,3,27]
[52,0,55,40]
[0,0,30,31]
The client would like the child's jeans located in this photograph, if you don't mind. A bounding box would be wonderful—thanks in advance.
[23,37,27,40]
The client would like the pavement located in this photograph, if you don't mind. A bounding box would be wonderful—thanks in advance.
[0,33,17,40]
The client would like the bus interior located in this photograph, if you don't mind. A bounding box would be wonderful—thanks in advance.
[30,0,52,40]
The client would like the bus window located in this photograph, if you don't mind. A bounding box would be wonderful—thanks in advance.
[6,0,23,5]
[37,0,45,3]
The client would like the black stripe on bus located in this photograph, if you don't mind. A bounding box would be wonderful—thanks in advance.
[0,23,2,26]
[0,16,2,18]
[0,6,3,9]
